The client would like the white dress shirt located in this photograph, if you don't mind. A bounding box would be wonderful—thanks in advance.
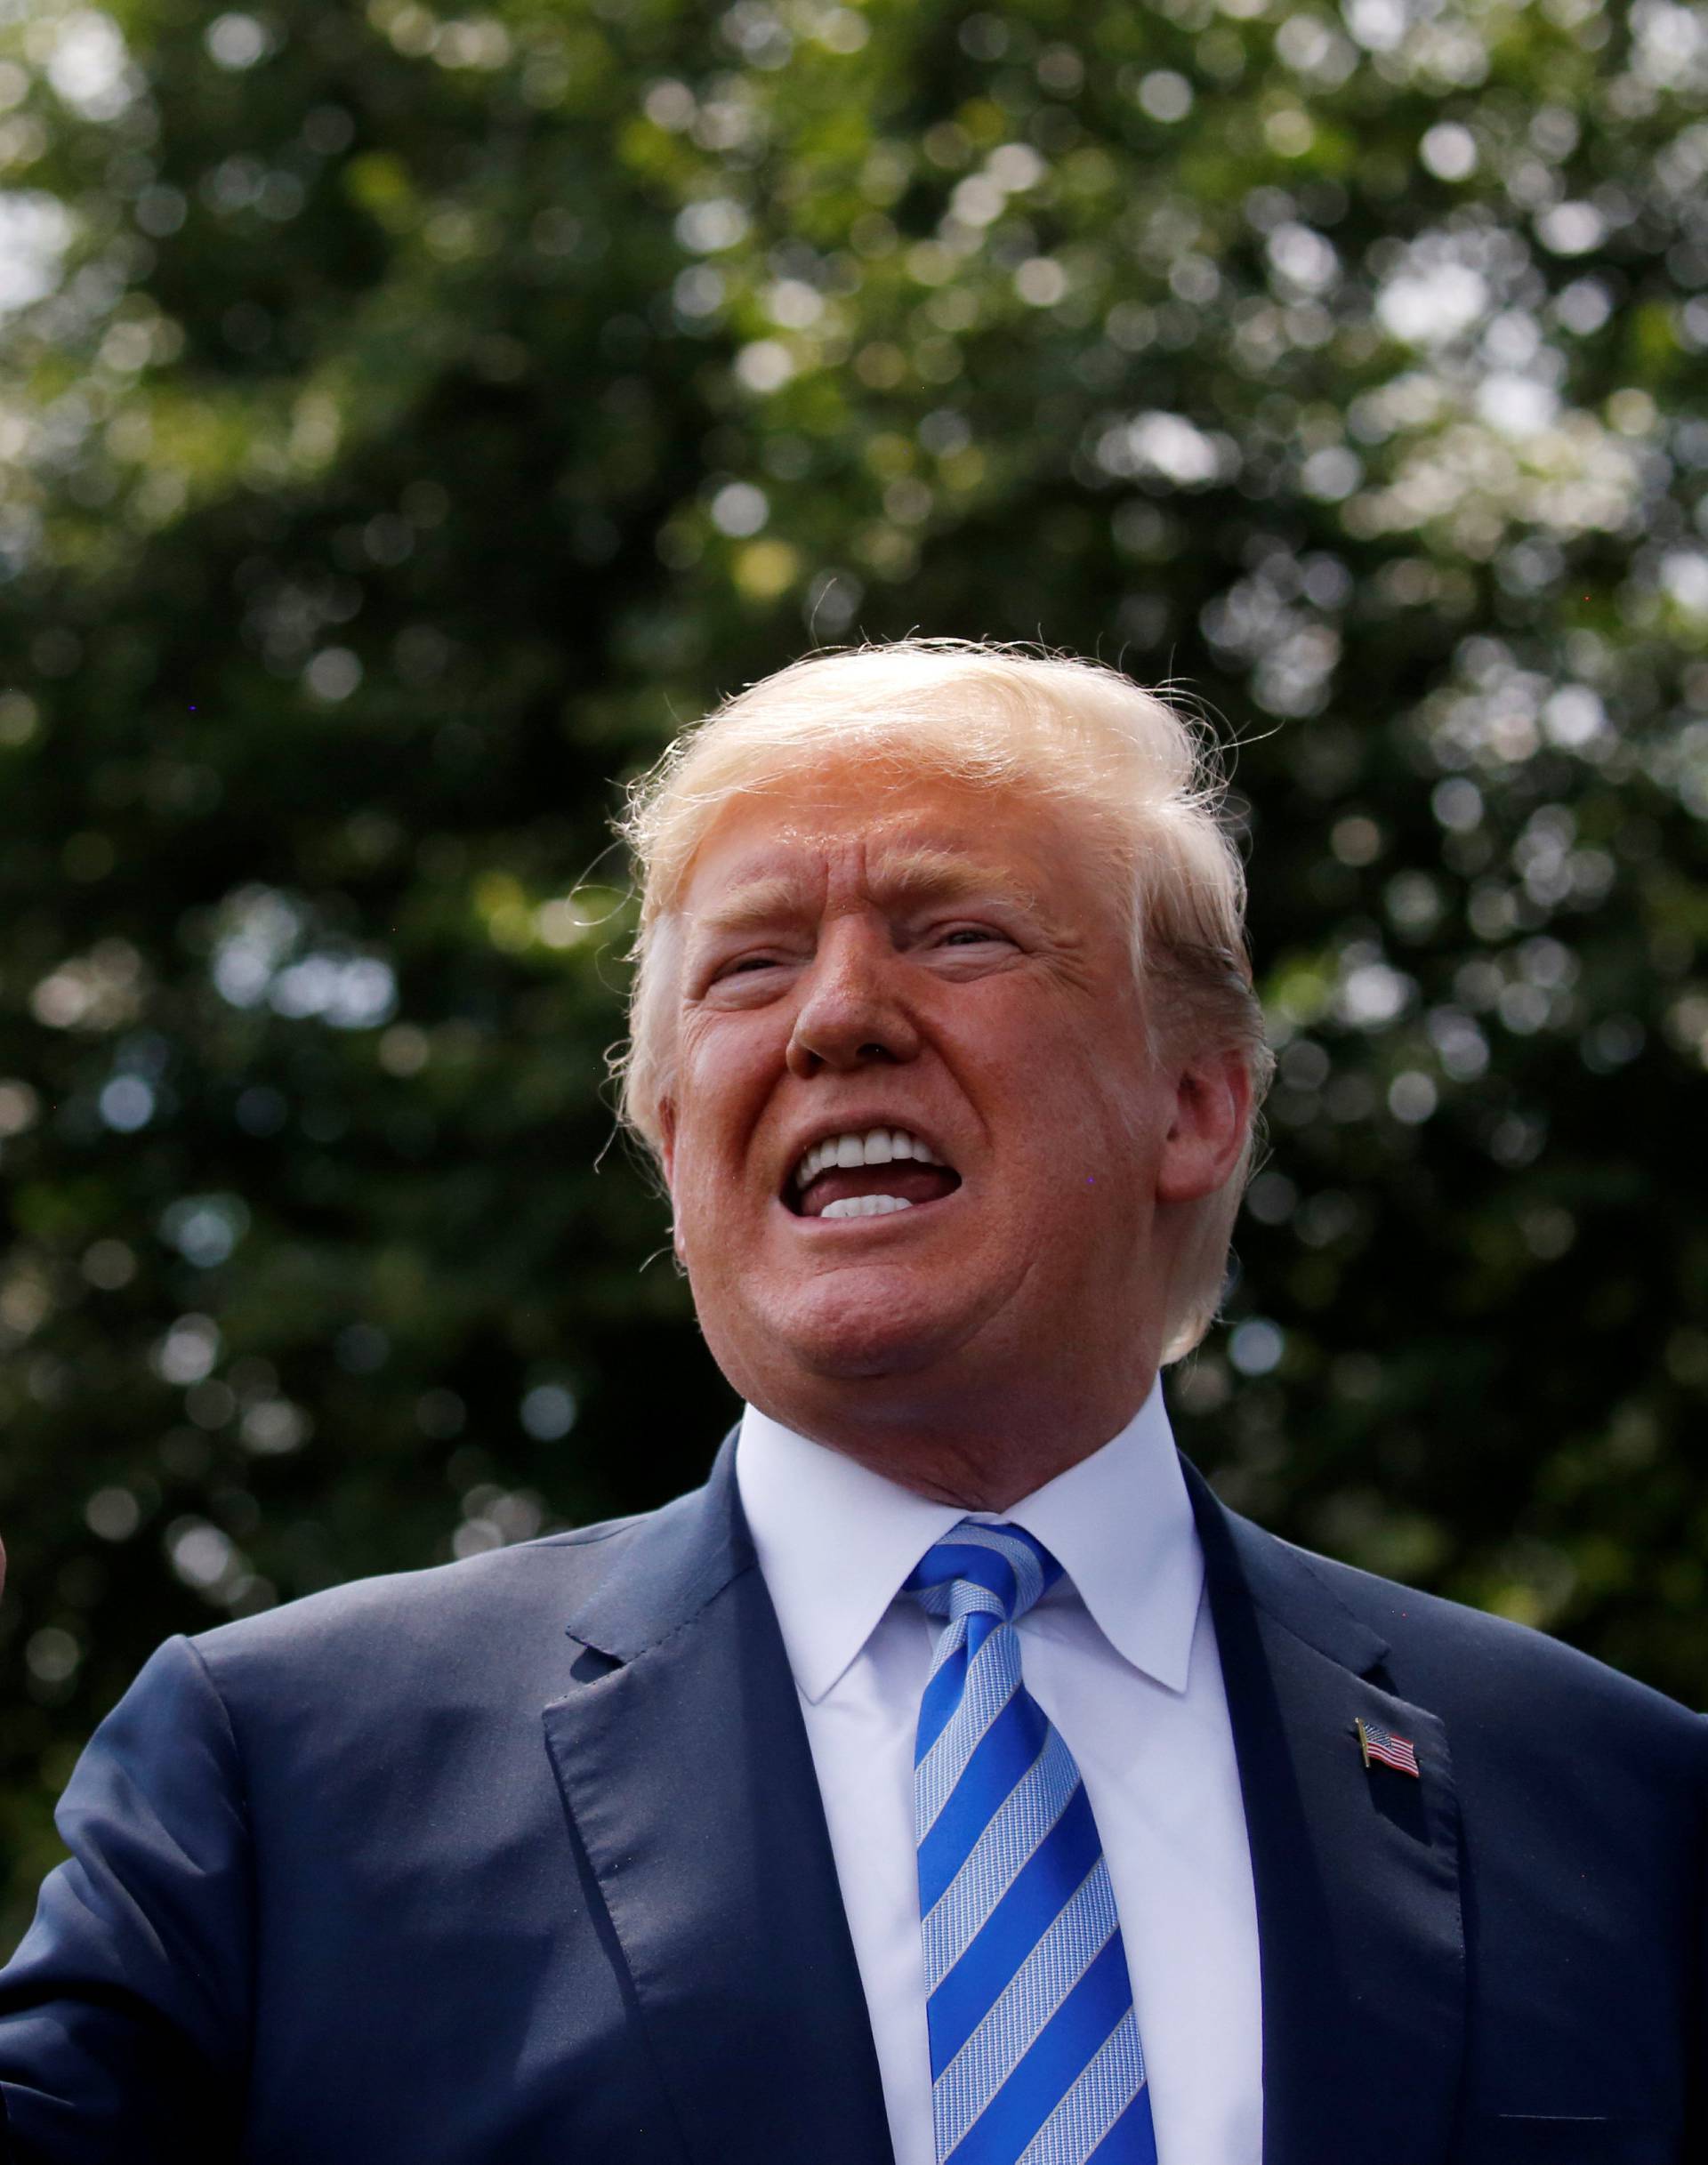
[737,1387,1262,2165]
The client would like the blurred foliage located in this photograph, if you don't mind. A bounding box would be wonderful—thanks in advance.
[2,0,1707,1953]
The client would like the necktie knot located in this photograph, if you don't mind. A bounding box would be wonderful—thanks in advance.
[903,1519,1064,1629]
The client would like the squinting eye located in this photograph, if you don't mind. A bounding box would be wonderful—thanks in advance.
[939,927,1002,946]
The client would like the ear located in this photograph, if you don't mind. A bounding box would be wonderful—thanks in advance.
[1155,1047,1252,1207]
[657,1102,689,1265]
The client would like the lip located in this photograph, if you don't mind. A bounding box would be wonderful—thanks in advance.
[775,1184,966,1232]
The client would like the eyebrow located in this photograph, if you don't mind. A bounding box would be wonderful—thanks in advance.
[689,848,1041,941]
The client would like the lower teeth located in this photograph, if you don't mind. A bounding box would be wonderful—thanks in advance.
[818,1194,915,1219]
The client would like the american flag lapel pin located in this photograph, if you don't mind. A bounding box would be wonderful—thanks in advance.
[1355,1716,1421,1779]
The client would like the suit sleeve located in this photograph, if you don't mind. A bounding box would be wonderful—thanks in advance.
[0,1636,252,2161]
[1695,1768,1708,2161]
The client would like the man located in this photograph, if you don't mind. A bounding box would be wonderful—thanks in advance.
[0,639,1702,2162]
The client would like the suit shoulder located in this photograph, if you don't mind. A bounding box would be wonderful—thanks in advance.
[1275,1531,1705,1758]
[182,1498,662,1679]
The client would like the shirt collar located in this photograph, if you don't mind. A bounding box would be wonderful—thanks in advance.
[736,1384,1203,1706]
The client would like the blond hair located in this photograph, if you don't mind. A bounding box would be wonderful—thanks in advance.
[612,638,1272,1362]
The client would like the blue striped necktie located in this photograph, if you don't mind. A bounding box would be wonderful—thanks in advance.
[902,1520,1158,2165]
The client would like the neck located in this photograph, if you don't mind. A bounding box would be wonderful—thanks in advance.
[743,1365,1160,1512]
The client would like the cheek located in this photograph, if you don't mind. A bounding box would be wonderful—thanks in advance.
[679,1018,747,1106]
[673,1028,776,1186]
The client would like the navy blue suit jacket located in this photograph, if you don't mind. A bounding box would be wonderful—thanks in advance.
[0,1437,1703,2162]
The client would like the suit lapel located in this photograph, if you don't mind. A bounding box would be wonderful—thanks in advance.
[1184,1461,1467,2165]
[542,1439,894,2165]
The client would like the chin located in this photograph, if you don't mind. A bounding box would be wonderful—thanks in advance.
[747,1291,969,1388]
[798,1335,944,1383]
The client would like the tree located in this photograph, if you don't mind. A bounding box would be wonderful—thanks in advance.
[3,0,1705,1951]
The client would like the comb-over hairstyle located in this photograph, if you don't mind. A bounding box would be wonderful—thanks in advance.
[612,638,1272,1362]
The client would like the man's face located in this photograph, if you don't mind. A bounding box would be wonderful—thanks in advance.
[659,770,1234,1438]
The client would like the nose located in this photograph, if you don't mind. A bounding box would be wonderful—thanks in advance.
[786,920,921,1078]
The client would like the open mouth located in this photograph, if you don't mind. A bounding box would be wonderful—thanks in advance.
[783,1169,961,1220]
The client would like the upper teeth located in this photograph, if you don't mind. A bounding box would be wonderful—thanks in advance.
[794,1128,944,1189]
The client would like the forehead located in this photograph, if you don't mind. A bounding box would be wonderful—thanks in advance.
[677,773,1084,923]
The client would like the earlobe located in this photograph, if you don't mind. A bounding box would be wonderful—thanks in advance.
[1156,1050,1253,1206]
